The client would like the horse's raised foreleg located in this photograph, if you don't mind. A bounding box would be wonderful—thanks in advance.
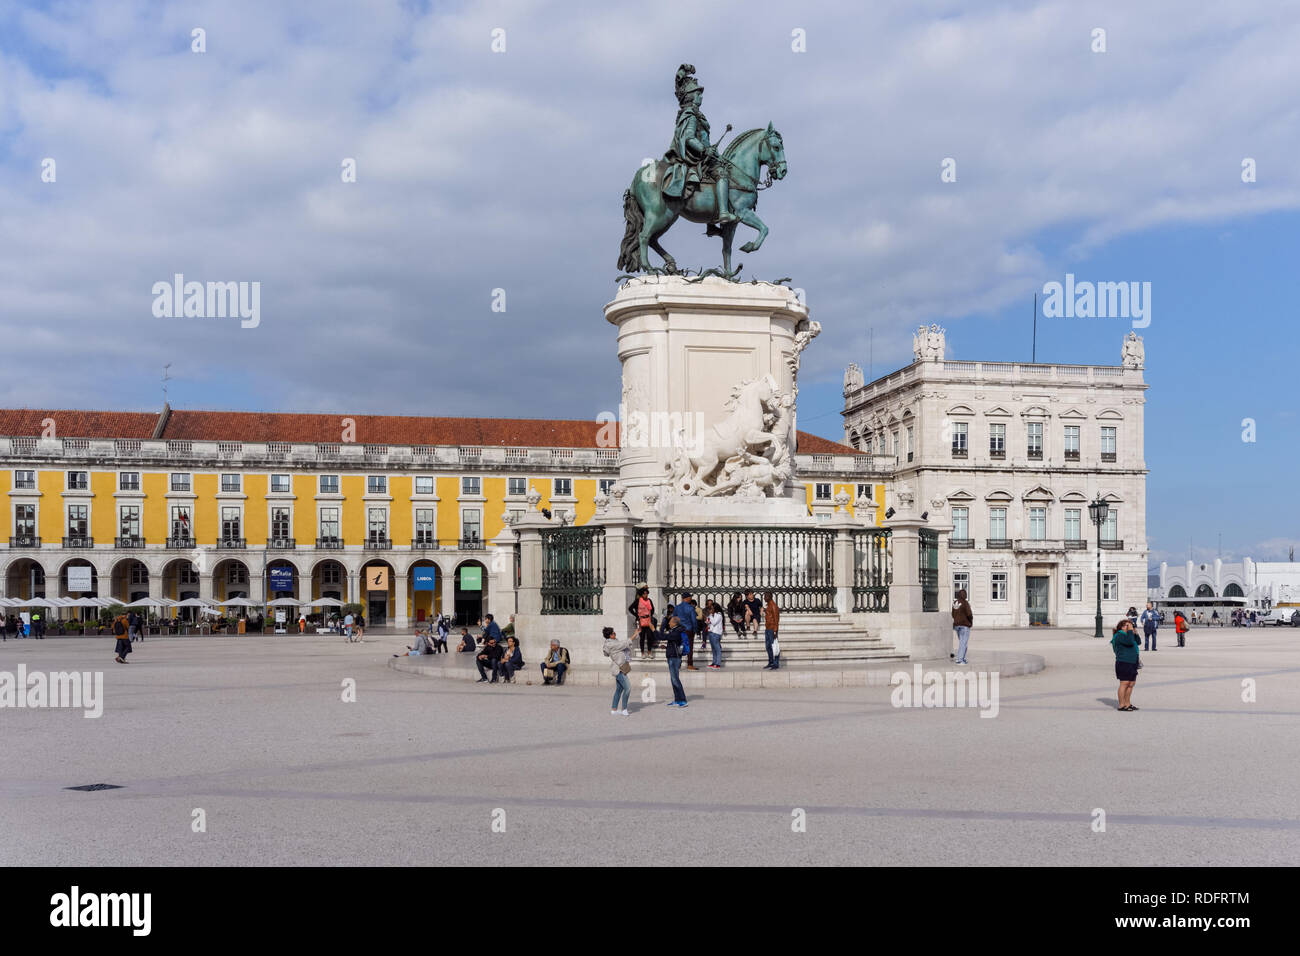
[737,207,769,254]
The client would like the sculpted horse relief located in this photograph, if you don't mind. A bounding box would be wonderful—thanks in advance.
[667,373,795,497]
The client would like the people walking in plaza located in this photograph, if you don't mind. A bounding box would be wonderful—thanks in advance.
[630,586,657,659]
[1140,602,1160,651]
[951,588,973,665]
[763,591,781,669]
[705,599,724,668]
[540,639,570,685]
[1174,610,1189,647]
[112,614,132,664]
[32,611,44,638]
[499,636,524,683]
[475,634,503,683]
[677,592,700,670]
[663,614,689,707]
[1112,617,1141,711]
[603,626,632,715]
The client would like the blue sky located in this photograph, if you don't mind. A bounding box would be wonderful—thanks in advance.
[0,0,1297,567]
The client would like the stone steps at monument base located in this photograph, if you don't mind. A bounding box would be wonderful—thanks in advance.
[647,629,904,664]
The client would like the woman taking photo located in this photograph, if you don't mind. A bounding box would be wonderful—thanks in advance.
[1111,617,1141,712]
[602,626,632,716]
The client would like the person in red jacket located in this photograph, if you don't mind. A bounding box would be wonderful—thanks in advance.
[1174,611,1189,647]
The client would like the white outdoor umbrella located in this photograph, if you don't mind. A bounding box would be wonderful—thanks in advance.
[307,597,344,608]
[174,598,214,608]
[125,597,169,608]
[266,598,301,607]
[220,597,258,607]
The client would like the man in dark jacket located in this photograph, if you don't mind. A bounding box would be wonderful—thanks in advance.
[663,615,688,707]
[951,588,973,665]
[480,614,503,644]
[476,636,503,683]
[676,593,699,670]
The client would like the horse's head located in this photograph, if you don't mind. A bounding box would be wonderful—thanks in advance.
[762,123,787,181]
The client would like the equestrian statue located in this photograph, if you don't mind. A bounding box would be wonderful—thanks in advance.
[618,64,787,279]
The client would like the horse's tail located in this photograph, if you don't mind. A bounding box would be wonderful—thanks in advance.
[617,187,643,273]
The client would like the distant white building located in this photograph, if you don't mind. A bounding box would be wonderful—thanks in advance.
[842,327,1149,628]
[1151,558,1300,610]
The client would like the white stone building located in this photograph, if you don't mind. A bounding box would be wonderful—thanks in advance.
[1151,558,1300,610]
[842,328,1149,627]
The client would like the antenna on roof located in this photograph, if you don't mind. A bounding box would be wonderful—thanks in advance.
[162,363,173,408]
[1032,293,1038,363]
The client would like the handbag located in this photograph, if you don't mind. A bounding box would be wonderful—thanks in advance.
[618,660,631,675]
[770,637,781,656]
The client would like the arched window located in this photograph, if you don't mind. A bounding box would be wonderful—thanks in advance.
[849,430,861,449]
[1195,584,1215,598]
[1223,583,1244,598]
[1167,585,1187,598]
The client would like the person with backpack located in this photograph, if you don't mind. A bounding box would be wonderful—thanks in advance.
[663,614,688,707]
[113,614,132,664]
[676,592,699,671]
[1174,611,1189,647]
[434,614,449,654]
[951,588,973,665]
[603,626,633,716]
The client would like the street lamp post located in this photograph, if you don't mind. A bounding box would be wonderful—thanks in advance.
[1088,496,1110,639]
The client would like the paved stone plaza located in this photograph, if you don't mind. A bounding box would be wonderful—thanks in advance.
[1,628,1297,866]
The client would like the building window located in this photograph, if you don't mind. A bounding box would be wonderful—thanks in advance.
[228,564,248,585]
[1065,508,1081,541]
[128,562,148,585]
[179,563,199,585]
[991,572,1008,601]
[367,475,387,494]
[878,434,886,455]
[171,506,192,540]
[461,476,481,496]
[319,508,339,540]
[67,471,89,490]
[1028,507,1046,540]
[319,474,339,494]
[815,483,832,501]
[989,507,1007,540]
[120,506,141,538]
[508,477,528,497]
[1101,426,1117,462]
[906,426,914,462]
[598,478,616,496]
[221,474,241,492]
[554,478,572,497]
[221,507,241,540]
[119,471,140,491]
[1064,425,1080,461]
[952,507,969,540]
[15,504,36,536]
[989,423,1006,459]
[68,505,88,536]
[321,564,342,585]
[367,508,388,541]
[415,476,435,495]
[1102,509,1118,542]
[1027,422,1043,460]
[171,473,191,492]
[1102,572,1119,601]
[14,469,36,490]
[953,571,970,596]
[270,474,291,494]
[855,483,873,501]
[415,508,435,545]
[462,509,482,543]
[271,507,291,539]
[952,422,968,456]
[891,431,900,456]
[1066,572,1083,601]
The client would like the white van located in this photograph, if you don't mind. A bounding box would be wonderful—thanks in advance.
[1256,607,1300,627]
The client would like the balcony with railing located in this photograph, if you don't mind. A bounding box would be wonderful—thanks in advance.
[167,536,194,549]
[1099,539,1124,550]
[985,538,1012,549]
[458,537,486,550]
[115,535,145,549]
[316,536,344,550]
[411,535,440,550]
[217,537,247,550]
[364,536,392,550]
[1064,539,1087,550]
[9,534,40,548]
[948,538,974,549]
[1014,539,1065,552]
[63,535,94,549]
[266,537,296,550]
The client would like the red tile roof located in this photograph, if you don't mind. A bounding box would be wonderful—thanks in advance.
[0,406,861,455]
[0,409,158,440]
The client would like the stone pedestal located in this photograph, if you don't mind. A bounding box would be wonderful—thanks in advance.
[605,275,810,509]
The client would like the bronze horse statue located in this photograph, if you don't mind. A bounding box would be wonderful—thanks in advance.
[618,125,787,278]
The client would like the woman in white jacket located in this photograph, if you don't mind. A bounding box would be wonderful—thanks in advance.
[602,626,633,716]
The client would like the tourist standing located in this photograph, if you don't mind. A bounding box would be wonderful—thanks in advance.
[434,615,449,654]
[342,611,354,642]
[1174,610,1189,647]
[951,588,973,665]
[112,614,132,664]
[763,591,781,670]
[629,586,656,659]
[1139,602,1160,651]
[663,614,688,707]
[127,610,142,644]
[706,600,724,669]
[1112,617,1141,711]
[603,626,632,715]
[677,592,699,670]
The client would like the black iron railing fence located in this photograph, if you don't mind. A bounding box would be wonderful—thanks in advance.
[631,527,648,585]
[660,526,836,613]
[852,528,892,612]
[541,526,606,614]
[919,528,939,612]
